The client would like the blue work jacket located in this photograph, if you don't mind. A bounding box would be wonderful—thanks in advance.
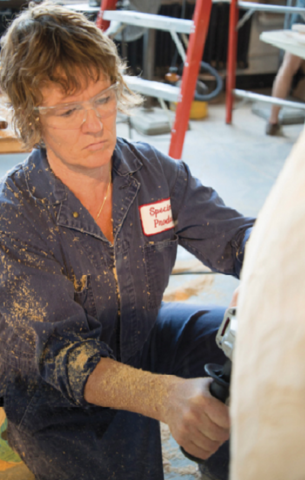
[0,138,254,412]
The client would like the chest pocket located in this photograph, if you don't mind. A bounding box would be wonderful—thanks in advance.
[144,236,178,310]
[73,274,97,319]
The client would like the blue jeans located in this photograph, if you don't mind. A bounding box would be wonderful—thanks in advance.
[8,303,228,480]
[290,0,305,26]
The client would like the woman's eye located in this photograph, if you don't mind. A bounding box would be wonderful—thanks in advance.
[95,95,110,107]
[58,107,77,117]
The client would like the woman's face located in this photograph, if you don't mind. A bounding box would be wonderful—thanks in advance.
[39,76,117,173]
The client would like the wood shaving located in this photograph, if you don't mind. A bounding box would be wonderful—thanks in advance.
[163,275,214,302]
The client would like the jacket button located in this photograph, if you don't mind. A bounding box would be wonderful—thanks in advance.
[73,212,79,218]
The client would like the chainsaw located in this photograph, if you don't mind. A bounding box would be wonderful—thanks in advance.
[181,306,237,463]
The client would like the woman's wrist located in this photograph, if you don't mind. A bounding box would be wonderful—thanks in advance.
[84,357,181,422]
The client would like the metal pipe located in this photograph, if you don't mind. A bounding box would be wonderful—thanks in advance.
[236,9,255,30]
[170,30,187,63]
[238,1,305,14]
[234,88,305,109]
[284,0,295,30]
[102,10,193,34]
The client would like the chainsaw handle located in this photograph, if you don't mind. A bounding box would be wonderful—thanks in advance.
[180,360,231,464]
[205,360,231,404]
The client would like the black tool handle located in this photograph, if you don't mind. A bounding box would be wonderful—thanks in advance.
[205,360,231,404]
[180,359,231,464]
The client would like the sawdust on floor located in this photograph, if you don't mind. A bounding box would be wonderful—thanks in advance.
[161,422,203,479]
[163,275,214,302]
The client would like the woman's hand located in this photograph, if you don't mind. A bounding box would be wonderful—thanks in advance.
[85,358,230,461]
[163,376,230,461]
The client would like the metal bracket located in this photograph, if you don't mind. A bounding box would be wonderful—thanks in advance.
[170,30,186,63]
[236,8,255,30]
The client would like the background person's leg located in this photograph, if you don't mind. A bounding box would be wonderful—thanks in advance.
[267,52,303,135]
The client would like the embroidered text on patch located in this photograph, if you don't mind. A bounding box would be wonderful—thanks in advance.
[139,198,174,236]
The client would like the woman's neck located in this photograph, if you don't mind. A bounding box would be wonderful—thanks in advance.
[47,150,112,213]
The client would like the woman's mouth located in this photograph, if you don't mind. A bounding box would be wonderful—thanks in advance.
[85,140,106,151]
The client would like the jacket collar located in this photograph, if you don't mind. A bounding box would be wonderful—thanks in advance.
[113,138,143,176]
[24,138,143,206]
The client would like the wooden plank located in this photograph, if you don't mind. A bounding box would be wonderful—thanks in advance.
[0,136,26,154]
[0,99,28,154]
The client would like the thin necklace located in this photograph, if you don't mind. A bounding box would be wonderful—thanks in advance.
[97,168,112,219]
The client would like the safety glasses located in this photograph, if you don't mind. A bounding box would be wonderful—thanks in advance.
[36,82,118,130]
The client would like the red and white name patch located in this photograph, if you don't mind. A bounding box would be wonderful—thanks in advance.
[139,198,174,236]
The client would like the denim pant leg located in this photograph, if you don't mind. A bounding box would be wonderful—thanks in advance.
[135,302,229,480]
[138,302,227,376]
[8,402,164,480]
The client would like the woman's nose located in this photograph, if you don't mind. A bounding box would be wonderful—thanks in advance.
[81,107,103,132]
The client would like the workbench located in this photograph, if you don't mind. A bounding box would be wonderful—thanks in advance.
[0,132,26,154]
[0,101,27,154]
[260,29,305,60]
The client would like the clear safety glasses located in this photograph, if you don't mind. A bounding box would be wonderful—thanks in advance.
[36,83,118,130]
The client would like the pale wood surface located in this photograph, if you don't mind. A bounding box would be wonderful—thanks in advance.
[231,127,305,480]
[0,100,27,154]
[260,29,305,59]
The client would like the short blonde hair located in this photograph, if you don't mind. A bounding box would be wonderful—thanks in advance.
[0,1,141,149]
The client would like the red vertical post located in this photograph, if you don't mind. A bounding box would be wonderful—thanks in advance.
[168,0,212,160]
[96,0,118,31]
[225,0,239,124]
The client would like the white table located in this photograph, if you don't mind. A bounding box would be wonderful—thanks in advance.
[260,29,305,59]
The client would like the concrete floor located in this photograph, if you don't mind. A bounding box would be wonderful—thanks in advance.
[0,98,303,479]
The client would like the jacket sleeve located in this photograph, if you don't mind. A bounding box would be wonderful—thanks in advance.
[161,154,255,278]
[0,231,115,407]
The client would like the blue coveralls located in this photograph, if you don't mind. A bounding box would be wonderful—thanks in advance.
[0,139,254,479]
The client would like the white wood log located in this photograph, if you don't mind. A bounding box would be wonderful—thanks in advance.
[230,126,305,480]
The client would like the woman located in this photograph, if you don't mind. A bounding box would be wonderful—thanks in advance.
[0,3,254,479]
